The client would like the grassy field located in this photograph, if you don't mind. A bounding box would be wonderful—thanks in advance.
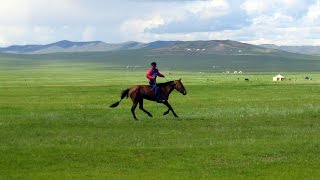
[1,57,320,179]
[1,49,320,72]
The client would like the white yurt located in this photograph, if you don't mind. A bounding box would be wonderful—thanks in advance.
[273,74,285,81]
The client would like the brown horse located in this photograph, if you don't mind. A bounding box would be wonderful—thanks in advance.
[110,79,187,120]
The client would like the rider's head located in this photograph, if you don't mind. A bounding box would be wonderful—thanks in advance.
[151,62,157,68]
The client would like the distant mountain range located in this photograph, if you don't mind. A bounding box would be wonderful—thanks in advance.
[260,44,320,55]
[0,40,146,54]
[1,40,319,72]
[1,39,318,55]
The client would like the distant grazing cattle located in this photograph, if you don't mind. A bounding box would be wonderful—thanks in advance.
[305,76,312,80]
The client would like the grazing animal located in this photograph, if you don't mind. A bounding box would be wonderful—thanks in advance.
[110,79,187,120]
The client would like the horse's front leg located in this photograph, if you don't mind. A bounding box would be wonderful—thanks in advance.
[163,101,179,118]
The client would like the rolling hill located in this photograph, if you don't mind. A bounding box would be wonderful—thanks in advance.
[2,40,320,55]
[260,44,320,55]
[0,40,145,54]
[147,40,285,55]
[0,40,319,72]
[0,40,285,55]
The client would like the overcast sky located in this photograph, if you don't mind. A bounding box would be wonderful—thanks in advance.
[1,0,320,46]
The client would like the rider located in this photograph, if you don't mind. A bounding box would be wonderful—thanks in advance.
[146,62,165,102]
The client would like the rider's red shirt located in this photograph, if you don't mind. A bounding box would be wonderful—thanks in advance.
[146,68,164,81]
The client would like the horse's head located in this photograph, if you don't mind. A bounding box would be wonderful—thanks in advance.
[173,78,187,95]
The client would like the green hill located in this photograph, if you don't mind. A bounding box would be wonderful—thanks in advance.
[0,40,312,56]
[260,44,320,55]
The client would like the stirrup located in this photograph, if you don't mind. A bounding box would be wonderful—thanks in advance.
[157,99,166,103]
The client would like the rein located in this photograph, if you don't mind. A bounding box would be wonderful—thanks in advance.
[147,80,175,93]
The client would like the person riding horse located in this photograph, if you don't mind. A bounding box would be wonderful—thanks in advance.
[110,79,187,120]
[110,62,187,120]
[146,62,166,103]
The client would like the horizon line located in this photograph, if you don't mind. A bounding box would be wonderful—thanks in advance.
[1,39,320,48]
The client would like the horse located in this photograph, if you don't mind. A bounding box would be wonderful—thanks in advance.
[110,79,187,120]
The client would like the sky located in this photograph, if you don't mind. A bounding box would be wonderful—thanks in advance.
[1,0,320,46]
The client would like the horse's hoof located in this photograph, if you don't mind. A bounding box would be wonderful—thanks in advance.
[163,112,169,116]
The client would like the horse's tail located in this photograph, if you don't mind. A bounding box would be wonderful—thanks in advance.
[110,89,130,108]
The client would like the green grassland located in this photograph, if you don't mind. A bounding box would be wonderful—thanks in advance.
[1,55,320,179]
[1,49,319,72]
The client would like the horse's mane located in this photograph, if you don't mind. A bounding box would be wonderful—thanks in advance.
[157,81,174,87]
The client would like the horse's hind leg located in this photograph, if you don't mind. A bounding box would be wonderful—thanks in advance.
[139,100,153,117]
[131,102,138,120]
[163,109,170,116]
[163,101,179,118]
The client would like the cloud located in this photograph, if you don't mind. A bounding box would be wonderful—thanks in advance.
[0,0,29,25]
[1,0,320,46]
[241,0,311,16]
[251,13,294,27]
[123,0,248,36]
[184,0,230,19]
[0,26,27,46]
[120,15,165,42]
[304,0,320,23]
[82,26,97,41]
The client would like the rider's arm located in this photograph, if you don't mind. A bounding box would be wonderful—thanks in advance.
[158,71,165,77]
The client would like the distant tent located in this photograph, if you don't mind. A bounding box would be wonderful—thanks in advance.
[273,74,285,81]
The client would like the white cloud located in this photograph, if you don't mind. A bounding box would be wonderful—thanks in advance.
[33,26,55,34]
[251,13,294,27]
[120,15,165,41]
[31,26,57,43]
[241,1,272,14]
[122,0,245,36]
[241,0,309,15]
[0,0,30,25]
[304,0,320,23]
[0,38,6,46]
[236,0,320,45]
[0,0,320,46]
[184,0,230,19]
[82,26,97,41]
[0,0,85,45]
[0,26,27,46]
